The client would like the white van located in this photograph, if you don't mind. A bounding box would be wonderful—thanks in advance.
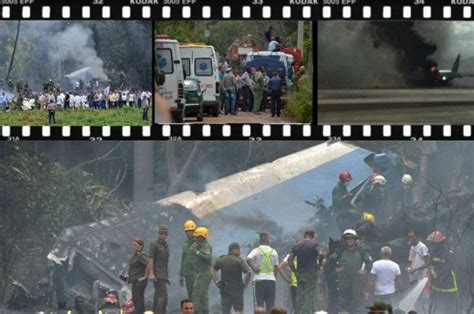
[155,35,186,122]
[180,43,220,117]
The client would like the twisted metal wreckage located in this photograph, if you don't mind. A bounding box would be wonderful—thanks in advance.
[5,142,473,312]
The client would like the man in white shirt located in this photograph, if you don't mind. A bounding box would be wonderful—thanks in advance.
[368,246,401,306]
[246,233,279,313]
[407,230,429,284]
[56,92,65,108]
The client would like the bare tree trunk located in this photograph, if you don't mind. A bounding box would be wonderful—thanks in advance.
[166,142,202,196]
[449,142,469,190]
[413,142,437,206]
[133,142,154,207]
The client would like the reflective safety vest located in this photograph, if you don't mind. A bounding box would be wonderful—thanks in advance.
[257,247,275,275]
[290,257,298,288]
[431,256,458,293]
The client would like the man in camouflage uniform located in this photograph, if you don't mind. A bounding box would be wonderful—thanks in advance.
[212,242,251,314]
[251,66,265,114]
[180,220,197,298]
[147,225,170,314]
[190,227,212,314]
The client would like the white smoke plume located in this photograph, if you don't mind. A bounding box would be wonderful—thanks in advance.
[48,24,108,80]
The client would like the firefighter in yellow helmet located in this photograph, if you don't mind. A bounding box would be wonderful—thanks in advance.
[180,220,197,298]
[190,227,212,314]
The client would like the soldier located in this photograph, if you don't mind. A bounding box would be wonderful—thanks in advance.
[251,66,265,115]
[190,227,212,314]
[147,225,170,314]
[180,220,197,298]
[125,238,148,314]
[330,229,373,314]
[212,242,251,314]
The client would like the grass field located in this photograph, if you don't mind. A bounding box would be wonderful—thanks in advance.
[0,107,151,126]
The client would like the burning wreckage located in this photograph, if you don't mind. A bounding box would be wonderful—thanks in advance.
[5,142,474,313]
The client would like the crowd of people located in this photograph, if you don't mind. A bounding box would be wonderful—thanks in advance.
[53,165,459,314]
[215,26,307,120]
[1,79,152,123]
[217,64,305,118]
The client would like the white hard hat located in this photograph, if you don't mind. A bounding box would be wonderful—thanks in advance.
[401,174,413,185]
[373,175,387,186]
[343,229,358,238]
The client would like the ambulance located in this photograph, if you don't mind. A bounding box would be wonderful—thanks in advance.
[180,43,220,117]
[155,35,186,122]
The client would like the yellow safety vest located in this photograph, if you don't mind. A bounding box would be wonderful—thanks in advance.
[258,247,275,275]
[290,257,298,287]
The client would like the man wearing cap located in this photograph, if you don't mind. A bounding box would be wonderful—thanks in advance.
[147,225,170,314]
[180,220,197,298]
[246,233,279,313]
[330,229,373,314]
[212,242,251,314]
[287,229,324,314]
[190,227,212,314]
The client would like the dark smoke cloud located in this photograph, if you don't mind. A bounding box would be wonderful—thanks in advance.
[318,21,452,88]
[370,21,437,74]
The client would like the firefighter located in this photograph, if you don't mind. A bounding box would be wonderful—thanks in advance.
[332,171,358,232]
[330,229,373,314]
[98,293,122,314]
[360,175,388,223]
[147,225,170,314]
[401,174,413,210]
[180,220,197,298]
[120,300,134,314]
[427,231,458,314]
[190,227,212,314]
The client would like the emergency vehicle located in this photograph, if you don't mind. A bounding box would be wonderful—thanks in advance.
[180,43,220,117]
[155,35,186,122]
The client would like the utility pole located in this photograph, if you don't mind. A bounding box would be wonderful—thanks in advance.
[6,21,20,84]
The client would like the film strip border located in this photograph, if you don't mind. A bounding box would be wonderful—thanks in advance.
[1,3,473,20]
[1,125,472,140]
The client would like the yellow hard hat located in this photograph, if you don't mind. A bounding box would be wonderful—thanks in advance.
[184,220,197,231]
[363,211,375,223]
[193,227,209,239]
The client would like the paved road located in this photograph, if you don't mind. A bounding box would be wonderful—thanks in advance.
[318,88,474,124]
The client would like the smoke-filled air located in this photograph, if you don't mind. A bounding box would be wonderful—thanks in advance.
[317,21,474,88]
[0,21,152,126]
[0,21,151,90]
[1,141,474,314]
